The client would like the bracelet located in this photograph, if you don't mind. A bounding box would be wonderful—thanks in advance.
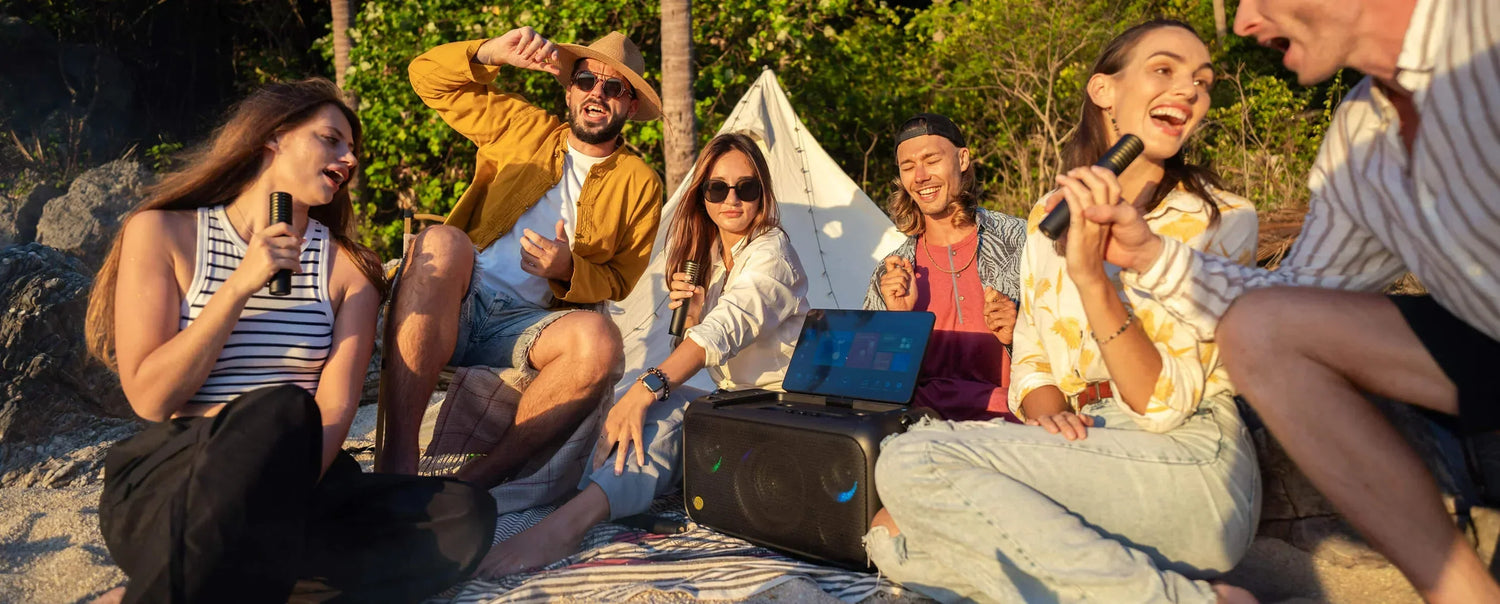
[1092,311,1136,347]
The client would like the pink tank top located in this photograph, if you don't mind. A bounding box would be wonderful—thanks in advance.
[910,229,1014,421]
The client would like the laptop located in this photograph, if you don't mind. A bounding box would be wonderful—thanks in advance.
[693,308,937,412]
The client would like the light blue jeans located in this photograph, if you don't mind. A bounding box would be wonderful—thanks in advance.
[579,385,708,520]
[865,397,1260,604]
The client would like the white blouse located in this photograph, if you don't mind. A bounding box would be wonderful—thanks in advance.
[685,228,810,391]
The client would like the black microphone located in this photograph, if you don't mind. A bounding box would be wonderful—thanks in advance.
[268,192,293,296]
[668,260,701,345]
[1038,134,1145,240]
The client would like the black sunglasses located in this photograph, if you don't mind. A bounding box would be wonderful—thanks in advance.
[703,179,763,203]
[572,71,634,100]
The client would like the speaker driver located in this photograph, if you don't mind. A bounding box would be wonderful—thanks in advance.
[735,446,807,536]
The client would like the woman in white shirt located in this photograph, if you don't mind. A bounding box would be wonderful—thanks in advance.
[477,132,810,574]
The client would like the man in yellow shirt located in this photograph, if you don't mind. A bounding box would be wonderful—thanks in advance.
[376,27,664,492]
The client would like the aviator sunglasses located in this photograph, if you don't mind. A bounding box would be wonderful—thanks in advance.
[572,71,635,100]
[703,179,763,203]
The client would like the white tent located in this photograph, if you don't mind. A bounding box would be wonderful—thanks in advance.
[608,69,907,396]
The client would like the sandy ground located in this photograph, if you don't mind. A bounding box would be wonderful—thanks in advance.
[0,482,1432,604]
[0,397,1449,603]
[0,485,122,603]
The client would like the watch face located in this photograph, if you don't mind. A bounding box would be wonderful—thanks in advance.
[641,372,666,392]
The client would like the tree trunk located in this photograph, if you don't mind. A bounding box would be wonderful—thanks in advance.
[661,0,696,193]
[1213,0,1227,40]
[331,0,356,109]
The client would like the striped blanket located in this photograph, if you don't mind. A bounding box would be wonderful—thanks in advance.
[437,496,917,603]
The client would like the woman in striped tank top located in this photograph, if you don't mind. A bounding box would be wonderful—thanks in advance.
[85,79,494,603]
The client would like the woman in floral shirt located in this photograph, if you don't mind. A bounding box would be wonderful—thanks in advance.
[865,20,1262,604]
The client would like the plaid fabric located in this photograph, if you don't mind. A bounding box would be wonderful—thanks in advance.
[437,495,913,603]
[422,366,607,516]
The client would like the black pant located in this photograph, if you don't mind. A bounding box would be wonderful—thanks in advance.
[99,385,496,603]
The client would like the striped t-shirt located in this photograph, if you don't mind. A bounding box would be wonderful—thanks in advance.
[1124,0,1500,342]
[181,205,334,404]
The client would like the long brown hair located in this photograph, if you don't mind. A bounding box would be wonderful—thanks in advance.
[85,78,386,370]
[664,132,781,285]
[1062,19,1222,224]
[886,120,979,237]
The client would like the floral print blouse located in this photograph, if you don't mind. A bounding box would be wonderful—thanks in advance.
[1008,187,1259,432]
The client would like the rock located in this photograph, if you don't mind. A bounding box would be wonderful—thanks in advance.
[1289,516,1388,570]
[1254,429,1338,521]
[0,243,133,452]
[0,179,62,248]
[35,159,154,270]
[0,420,137,488]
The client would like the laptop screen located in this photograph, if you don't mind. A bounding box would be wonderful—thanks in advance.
[782,309,936,405]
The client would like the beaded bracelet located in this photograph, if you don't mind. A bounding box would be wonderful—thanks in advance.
[1093,311,1136,347]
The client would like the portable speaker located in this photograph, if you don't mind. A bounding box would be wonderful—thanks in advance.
[681,391,927,569]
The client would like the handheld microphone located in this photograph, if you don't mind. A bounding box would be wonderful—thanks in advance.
[268,192,293,296]
[1038,134,1144,240]
[668,260,702,345]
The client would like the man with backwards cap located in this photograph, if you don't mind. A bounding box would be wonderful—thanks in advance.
[378,26,663,500]
[863,113,1028,422]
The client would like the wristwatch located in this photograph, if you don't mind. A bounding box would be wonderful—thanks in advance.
[638,367,670,401]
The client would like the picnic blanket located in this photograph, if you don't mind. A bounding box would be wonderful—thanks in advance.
[420,372,911,603]
[437,495,911,603]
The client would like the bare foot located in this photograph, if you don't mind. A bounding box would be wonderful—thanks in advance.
[1213,583,1258,604]
[870,507,901,537]
[474,485,611,577]
[91,586,125,604]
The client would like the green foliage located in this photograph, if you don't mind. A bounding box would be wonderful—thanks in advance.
[145,139,185,173]
[329,0,661,255]
[332,0,1341,256]
[337,0,912,255]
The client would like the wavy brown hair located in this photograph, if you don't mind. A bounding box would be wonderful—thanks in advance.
[85,78,385,370]
[886,121,979,238]
[664,132,781,286]
[1063,19,1222,225]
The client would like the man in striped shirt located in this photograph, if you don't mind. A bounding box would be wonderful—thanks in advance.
[1078,0,1500,601]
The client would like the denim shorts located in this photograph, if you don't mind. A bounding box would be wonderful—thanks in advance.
[448,267,586,373]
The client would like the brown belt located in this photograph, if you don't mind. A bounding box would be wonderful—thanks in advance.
[1075,381,1113,408]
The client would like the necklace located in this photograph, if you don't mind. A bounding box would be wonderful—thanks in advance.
[227,202,255,242]
[922,233,978,275]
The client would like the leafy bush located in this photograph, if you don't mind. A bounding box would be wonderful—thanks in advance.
[332,0,1341,256]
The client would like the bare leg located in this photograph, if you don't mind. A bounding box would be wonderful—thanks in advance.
[475,483,612,576]
[1212,584,1258,604]
[374,226,474,475]
[91,586,125,604]
[1219,287,1498,604]
[455,311,623,488]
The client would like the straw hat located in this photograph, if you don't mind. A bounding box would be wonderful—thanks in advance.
[553,32,662,122]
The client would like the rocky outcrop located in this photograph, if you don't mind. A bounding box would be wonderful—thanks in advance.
[0,244,133,450]
[1250,396,1499,571]
[34,159,154,270]
[0,179,62,248]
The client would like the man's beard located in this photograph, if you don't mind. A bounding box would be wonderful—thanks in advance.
[570,109,628,146]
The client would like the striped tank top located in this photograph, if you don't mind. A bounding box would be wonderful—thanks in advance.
[180,205,334,404]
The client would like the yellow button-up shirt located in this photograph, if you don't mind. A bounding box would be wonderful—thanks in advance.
[409,40,664,304]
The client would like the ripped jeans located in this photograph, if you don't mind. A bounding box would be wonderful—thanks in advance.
[864,397,1260,604]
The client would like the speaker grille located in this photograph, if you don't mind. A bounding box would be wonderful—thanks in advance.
[684,410,874,567]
